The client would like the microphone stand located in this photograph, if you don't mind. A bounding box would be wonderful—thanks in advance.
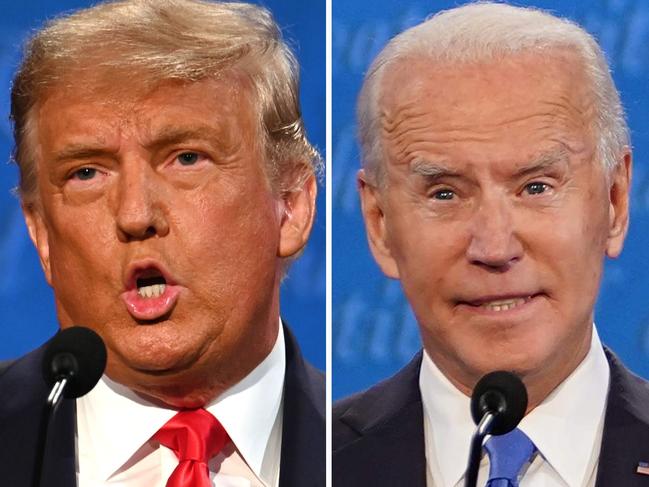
[32,378,69,487]
[464,411,494,487]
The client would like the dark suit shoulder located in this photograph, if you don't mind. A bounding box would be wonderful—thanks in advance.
[605,349,649,423]
[0,359,15,377]
[0,344,50,418]
[280,324,325,487]
[0,342,78,487]
[333,351,423,449]
[596,348,649,486]
[302,360,324,408]
[333,352,427,487]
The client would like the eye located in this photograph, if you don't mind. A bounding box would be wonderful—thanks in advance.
[71,167,98,181]
[431,189,455,200]
[176,152,201,166]
[524,182,549,195]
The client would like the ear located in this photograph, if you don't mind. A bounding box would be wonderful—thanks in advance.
[358,170,399,279]
[605,150,632,259]
[278,173,317,258]
[22,203,53,285]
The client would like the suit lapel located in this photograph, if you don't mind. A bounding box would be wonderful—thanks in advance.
[39,399,77,487]
[0,340,77,487]
[595,349,649,486]
[279,325,325,487]
[333,353,427,487]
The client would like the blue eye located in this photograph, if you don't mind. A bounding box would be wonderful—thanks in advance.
[177,152,200,166]
[525,182,548,195]
[73,167,97,180]
[432,190,455,200]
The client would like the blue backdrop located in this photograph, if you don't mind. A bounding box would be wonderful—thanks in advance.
[333,0,649,399]
[0,0,325,370]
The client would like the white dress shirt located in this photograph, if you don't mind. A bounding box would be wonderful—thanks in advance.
[420,325,610,487]
[76,324,286,487]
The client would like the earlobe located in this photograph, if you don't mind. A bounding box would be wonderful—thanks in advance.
[358,170,400,279]
[22,203,53,284]
[278,174,317,258]
[605,151,632,259]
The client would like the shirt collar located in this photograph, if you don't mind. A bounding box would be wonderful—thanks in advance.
[419,325,609,487]
[76,321,285,482]
[518,326,609,486]
[205,324,285,478]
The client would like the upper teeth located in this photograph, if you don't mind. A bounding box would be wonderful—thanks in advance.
[138,284,166,298]
[481,298,527,311]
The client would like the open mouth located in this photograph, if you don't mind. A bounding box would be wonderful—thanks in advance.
[121,262,181,321]
[136,270,167,299]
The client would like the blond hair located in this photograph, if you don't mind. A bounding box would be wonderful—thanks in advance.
[11,0,320,203]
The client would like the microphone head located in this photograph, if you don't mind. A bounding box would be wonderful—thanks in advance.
[42,326,107,399]
[470,370,527,435]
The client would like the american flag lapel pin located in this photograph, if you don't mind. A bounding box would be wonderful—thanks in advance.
[636,462,649,475]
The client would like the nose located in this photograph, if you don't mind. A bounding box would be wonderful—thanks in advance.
[465,195,523,270]
[114,161,169,242]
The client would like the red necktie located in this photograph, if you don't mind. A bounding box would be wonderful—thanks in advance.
[154,409,229,487]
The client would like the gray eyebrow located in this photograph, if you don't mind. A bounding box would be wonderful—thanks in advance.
[410,158,460,178]
[409,147,570,180]
[513,147,570,178]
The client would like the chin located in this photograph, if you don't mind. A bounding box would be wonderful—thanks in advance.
[469,349,543,378]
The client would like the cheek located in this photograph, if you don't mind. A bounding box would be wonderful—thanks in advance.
[388,218,463,309]
[181,188,281,281]
[45,205,116,286]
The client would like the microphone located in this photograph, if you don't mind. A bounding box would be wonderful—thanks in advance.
[34,327,107,487]
[42,326,107,404]
[464,371,528,487]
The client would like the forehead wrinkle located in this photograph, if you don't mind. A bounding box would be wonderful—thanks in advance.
[382,110,580,169]
[382,96,590,146]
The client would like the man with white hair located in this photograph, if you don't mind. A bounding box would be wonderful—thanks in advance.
[0,1,324,486]
[334,2,648,486]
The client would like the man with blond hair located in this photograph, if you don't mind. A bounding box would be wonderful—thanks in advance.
[0,1,324,486]
[334,2,648,486]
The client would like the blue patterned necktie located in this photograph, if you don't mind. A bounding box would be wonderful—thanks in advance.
[484,428,536,487]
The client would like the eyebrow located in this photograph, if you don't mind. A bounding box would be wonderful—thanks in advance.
[51,126,223,163]
[143,125,223,153]
[409,147,570,180]
[52,144,117,163]
[410,159,461,179]
[513,148,570,178]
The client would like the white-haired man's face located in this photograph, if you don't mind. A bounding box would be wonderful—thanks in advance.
[359,50,631,409]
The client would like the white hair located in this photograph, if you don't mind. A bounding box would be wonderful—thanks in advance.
[357,1,630,184]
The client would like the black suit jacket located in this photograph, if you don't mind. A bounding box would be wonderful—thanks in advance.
[333,348,649,486]
[0,325,324,487]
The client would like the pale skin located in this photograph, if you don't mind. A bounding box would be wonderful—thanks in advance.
[359,50,631,411]
[23,73,316,408]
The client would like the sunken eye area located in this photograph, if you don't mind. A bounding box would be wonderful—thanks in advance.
[174,151,208,167]
[72,167,98,181]
[66,166,110,186]
[430,188,456,200]
[524,181,550,195]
